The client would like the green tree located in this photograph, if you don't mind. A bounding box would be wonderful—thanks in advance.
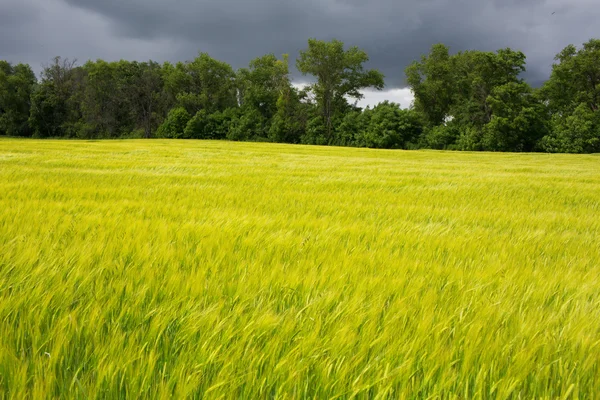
[228,108,264,141]
[269,85,311,144]
[79,60,132,137]
[238,54,291,121]
[408,44,538,151]
[165,54,237,116]
[122,61,168,138]
[480,82,549,152]
[334,108,365,146]
[0,61,37,136]
[156,107,191,138]
[451,48,527,132]
[77,59,168,138]
[234,54,293,141]
[184,108,237,140]
[543,39,600,114]
[539,104,600,153]
[297,39,384,142]
[355,102,423,149]
[29,57,86,138]
[540,39,600,153]
[405,44,454,127]
[419,124,461,150]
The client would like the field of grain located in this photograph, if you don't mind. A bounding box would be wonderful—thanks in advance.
[0,138,599,398]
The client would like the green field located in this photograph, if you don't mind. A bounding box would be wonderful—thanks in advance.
[1,138,599,398]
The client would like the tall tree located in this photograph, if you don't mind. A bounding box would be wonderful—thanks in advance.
[269,85,311,144]
[122,61,168,138]
[451,48,527,129]
[543,39,600,114]
[539,39,600,153]
[407,44,541,151]
[29,57,83,138]
[235,54,292,139]
[481,82,548,151]
[355,102,423,149]
[0,61,36,136]
[238,54,290,121]
[297,39,384,141]
[165,53,237,116]
[80,60,130,137]
[405,44,454,127]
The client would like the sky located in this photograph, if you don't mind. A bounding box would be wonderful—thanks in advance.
[1,0,598,108]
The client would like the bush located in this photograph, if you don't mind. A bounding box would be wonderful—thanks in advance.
[333,111,364,147]
[227,109,264,141]
[156,107,190,138]
[539,104,600,153]
[301,116,327,145]
[420,124,461,149]
[184,108,238,140]
[355,102,423,149]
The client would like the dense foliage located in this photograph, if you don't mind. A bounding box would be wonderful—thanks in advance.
[1,38,599,152]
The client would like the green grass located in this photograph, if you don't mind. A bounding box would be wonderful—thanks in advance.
[0,138,599,399]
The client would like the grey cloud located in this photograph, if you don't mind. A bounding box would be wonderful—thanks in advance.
[0,0,182,74]
[0,1,41,55]
[1,0,598,87]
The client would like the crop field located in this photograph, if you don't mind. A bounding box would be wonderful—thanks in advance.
[0,138,599,399]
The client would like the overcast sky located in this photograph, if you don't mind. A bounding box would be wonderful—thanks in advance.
[1,0,598,108]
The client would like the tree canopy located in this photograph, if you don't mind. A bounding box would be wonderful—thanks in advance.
[1,38,599,153]
[297,39,385,142]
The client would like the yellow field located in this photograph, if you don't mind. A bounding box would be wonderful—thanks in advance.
[0,138,599,399]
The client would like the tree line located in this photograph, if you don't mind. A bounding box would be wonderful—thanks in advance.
[1,38,599,153]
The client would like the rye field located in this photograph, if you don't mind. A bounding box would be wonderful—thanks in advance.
[0,138,599,399]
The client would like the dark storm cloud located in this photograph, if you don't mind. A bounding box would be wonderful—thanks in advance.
[1,0,599,88]
[0,1,41,54]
